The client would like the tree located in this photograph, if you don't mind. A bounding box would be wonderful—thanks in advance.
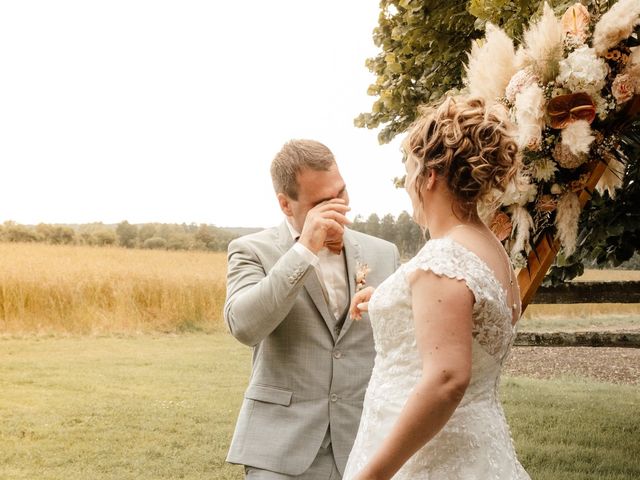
[360,0,640,281]
[365,213,381,238]
[35,224,76,245]
[138,224,157,243]
[143,237,167,250]
[379,214,396,243]
[116,221,138,248]
[1,221,38,243]
[356,1,546,145]
[354,1,481,144]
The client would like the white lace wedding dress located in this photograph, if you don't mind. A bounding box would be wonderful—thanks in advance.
[343,237,531,479]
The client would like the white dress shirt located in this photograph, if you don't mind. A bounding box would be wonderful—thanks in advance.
[287,220,349,320]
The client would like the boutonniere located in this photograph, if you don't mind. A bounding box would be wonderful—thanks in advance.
[355,262,371,292]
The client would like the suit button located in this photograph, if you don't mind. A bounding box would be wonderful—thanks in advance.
[333,350,342,359]
[330,393,338,402]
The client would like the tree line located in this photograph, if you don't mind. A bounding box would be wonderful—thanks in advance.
[350,212,426,259]
[0,221,236,251]
[0,213,426,257]
[2,215,638,268]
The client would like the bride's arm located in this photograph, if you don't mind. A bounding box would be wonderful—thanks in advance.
[354,270,474,480]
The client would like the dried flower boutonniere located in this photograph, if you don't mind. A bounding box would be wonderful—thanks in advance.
[355,262,371,292]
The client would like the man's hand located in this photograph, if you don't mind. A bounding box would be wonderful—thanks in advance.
[349,286,375,321]
[297,199,351,254]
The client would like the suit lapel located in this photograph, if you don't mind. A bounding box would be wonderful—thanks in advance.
[276,221,337,340]
[337,229,361,341]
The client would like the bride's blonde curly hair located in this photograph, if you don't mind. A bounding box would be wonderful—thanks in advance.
[403,96,520,221]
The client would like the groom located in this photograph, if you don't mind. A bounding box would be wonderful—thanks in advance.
[224,139,400,479]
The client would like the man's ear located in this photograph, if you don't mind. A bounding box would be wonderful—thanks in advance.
[277,193,293,216]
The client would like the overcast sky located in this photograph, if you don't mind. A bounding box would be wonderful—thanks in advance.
[0,1,412,228]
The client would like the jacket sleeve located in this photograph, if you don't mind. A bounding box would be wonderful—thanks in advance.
[223,237,315,347]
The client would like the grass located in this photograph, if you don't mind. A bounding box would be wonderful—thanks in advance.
[0,332,638,479]
[0,243,228,334]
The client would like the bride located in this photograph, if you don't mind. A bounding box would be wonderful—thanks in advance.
[344,96,531,479]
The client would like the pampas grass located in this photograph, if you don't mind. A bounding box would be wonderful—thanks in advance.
[509,205,534,259]
[516,3,565,82]
[514,84,546,149]
[465,23,517,104]
[593,0,640,55]
[556,192,580,256]
[561,120,595,155]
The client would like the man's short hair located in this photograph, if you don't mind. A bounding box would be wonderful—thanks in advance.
[271,139,335,200]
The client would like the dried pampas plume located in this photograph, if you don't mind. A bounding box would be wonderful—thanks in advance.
[556,192,580,257]
[515,84,546,150]
[596,152,626,198]
[509,205,534,259]
[561,120,595,156]
[516,3,565,82]
[593,0,640,56]
[465,23,517,104]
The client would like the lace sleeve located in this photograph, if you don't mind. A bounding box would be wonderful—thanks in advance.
[404,238,486,304]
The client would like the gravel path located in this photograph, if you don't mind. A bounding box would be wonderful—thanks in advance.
[504,346,640,386]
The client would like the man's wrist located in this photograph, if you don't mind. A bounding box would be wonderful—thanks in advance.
[292,242,319,267]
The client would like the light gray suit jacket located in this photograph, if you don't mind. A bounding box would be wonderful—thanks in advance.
[224,221,400,476]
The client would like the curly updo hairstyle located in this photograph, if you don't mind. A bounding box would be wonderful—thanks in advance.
[403,96,520,221]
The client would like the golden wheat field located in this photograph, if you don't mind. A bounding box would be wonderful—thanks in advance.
[0,243,227,334]
[0,242,638,335]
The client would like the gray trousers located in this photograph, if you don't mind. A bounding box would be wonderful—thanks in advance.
[244,441,341,480]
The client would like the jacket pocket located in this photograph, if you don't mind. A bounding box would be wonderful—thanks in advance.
[244,384,293,406]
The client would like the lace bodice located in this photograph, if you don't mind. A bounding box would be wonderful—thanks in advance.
[343,238,530,479]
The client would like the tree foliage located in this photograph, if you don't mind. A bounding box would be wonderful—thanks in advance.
[358,0,639,280]
[0,221,237,252]
[354,0,481,144]
[356,0,617,145]
[351,211,426,258]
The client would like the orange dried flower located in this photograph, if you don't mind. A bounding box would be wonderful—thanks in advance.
[490,212,513,241]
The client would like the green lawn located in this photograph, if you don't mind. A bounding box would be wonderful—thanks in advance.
[1,333,638,479]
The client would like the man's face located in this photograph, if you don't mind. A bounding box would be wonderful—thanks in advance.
[279,163,349,234]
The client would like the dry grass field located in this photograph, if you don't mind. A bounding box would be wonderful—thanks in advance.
[0,242,638,335]
[0,243,227,334]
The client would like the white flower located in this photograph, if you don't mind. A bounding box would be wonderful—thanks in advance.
[557,45,609,94]
[532,157,558,181]
[593,0,640,56]
[593,93,613,120]
[561,120,595,156]
[502,173,537,206]
[510,251,528,269]
[514,84,546,150]
[505,68,539,103]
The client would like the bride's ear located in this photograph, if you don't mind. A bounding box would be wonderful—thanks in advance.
[426,169,437,191]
